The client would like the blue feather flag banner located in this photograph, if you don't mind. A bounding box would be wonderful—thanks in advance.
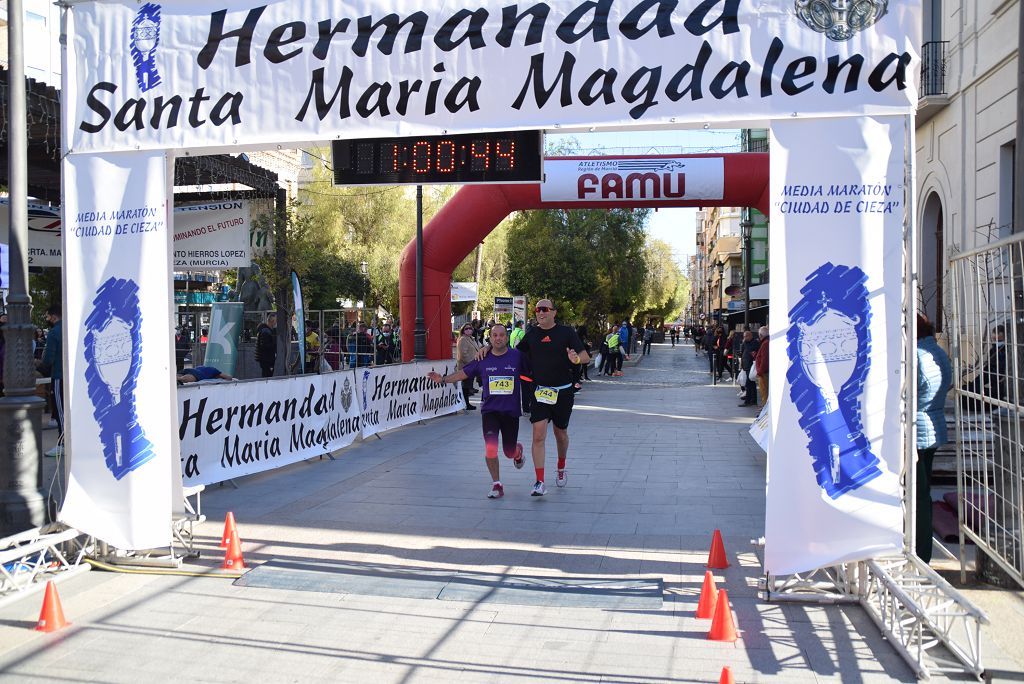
[59,151,178,551]
[765,116,906,576]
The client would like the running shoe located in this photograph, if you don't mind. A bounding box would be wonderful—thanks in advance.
[531,481,546,497]
[513,443,525,469]
[488,483,504,499]
[556,469,567,487]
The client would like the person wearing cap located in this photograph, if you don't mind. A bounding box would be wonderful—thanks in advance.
[480,299,588,496]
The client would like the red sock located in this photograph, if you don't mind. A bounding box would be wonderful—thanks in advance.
[557,457,566,470]
[535,467,545,483]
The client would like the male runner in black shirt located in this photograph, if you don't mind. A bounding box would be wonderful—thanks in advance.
[515,299,590,496]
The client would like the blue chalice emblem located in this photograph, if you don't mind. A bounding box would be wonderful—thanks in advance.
[84,277,156,480]
[787,264,882,499]
[130,4,162,92]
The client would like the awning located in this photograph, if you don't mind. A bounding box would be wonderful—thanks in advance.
[749,283,770,299]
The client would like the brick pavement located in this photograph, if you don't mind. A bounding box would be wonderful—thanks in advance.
[1,342,1021,682]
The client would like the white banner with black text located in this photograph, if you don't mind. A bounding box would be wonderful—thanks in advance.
[58,151,178,550]
[764,115,905,576]
[358,360,465,438]
[65,1,920,154]
[178,370,362,487]
[0,199,252,269]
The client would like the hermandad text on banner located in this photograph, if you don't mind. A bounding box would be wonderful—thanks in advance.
[65,1,921,153]
[178,361,465,486]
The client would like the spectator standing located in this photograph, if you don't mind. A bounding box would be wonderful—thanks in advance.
[703,326,717,376]
[375,322,397,365]
[255,313,277,377]
[915,314,952,563]
[510,320,525,349]
[457,323,482,410]
[738,329,759,407]
[0,314,5,395]
[304,323,321,373]
[355,322,374,367]
[604,325,623,377]
[41,305,63,456]
[723,330,738,381]
[642,325,654,355]
[754,326,769,408]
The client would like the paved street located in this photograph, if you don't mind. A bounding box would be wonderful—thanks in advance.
[2,342,1023,682]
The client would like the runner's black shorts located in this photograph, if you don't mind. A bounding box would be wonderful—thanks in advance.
[529,387,574,429]
[482,411,520,459]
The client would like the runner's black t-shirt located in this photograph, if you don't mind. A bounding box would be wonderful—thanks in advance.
[517,324,584,387]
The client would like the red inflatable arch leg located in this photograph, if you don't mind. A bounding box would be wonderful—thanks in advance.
[399,153,769,360]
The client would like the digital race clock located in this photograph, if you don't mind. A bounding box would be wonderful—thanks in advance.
[331,130,543,186]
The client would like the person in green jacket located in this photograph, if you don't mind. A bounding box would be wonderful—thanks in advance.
[509,320,525,348]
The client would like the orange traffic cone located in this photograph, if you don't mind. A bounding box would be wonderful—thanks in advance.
[35,581,69,633]
[718,666,736,684]
[708,590,738,642]
[221,532,246,570]
[219,511,238,549]
[696,571,718,619]
[707,529,730,569]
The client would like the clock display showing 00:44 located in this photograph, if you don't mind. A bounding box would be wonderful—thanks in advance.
[332,130,543,186]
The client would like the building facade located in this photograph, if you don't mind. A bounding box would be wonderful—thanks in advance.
[915,0,1019,331]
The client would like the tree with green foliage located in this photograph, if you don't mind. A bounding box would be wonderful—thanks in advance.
[298,156,456,317]
[505,207,648,329]
[637,238,690,322]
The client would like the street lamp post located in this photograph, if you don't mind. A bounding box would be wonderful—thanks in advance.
[413,186,427,359]
[741,209,753,332]
[706,277,712,322]
[717,260,725,324]
[0,0,47,535]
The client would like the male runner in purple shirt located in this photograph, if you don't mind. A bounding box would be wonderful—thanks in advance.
[428,324,526,498]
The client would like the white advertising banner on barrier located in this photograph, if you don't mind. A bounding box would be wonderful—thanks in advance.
[359,360,465,438]
[0,200,61,267]
[0,199,251,269]
[178,371,362,486]
[450,282,478,303]
[59,151,178,550]
[172,201,252,270]
[65,2,919,154]
[540,156,724,203]
[764,115,905,575]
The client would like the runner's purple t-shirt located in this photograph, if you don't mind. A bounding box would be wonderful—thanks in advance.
[461,348,525,415]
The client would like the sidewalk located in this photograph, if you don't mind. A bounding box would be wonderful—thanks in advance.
[1,343,1022,682]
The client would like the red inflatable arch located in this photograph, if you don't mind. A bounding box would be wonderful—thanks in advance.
[399,153,769,360]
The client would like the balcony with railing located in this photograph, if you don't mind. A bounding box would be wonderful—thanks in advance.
[917,41,950,126]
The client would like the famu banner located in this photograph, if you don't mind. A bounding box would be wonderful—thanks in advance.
[59,151,178,550]
[0,198,252,269]
[540,156,724,203]
[178,370,362,486]
[359,360,465,437]
[764,115,905,575]
[65,1,920,154]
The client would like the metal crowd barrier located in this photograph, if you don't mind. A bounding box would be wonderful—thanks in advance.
[949,234,1024,588]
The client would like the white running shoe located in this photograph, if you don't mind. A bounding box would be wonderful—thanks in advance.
[556,470,567,487]
[513,443,525,469]
[531,481,546,497]
[488,483,504,499]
